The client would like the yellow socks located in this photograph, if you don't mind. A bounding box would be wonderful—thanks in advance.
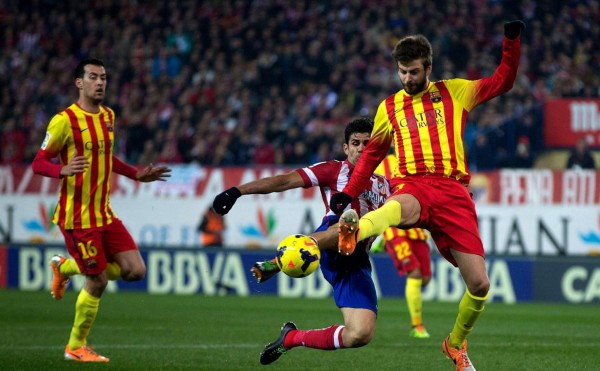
[68,289,100,349]
[405,278,423,326]
[60,259,81,276]
[105,263,122,280]
[357,200,401,241]
[448,290,488,348]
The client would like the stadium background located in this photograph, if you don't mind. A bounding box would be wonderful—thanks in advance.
[0,0,599,305]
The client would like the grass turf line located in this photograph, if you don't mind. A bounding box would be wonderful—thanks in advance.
[0,290,599,370]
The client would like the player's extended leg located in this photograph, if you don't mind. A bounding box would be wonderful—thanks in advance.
[259,308,375,365]
[442,250,489,371]
[64,274,110,362]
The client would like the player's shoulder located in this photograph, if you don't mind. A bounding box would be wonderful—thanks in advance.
[100,104,115,115]
[48,109,71,127]
[435,78,472,88]
[378,92,400,106]
[308,159,343,169]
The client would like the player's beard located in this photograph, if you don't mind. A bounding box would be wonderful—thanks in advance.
[90,90,105,105]
[404,78,428,95]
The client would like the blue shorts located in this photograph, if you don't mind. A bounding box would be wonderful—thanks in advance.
[316,215,377,314]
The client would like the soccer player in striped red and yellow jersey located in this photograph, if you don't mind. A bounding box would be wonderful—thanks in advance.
[373,154,432,339]
[331,21,525,371]
[32,58,171,362]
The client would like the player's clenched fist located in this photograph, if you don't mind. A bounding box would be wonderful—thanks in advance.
[213,187,242,215]
[329,191,352,215]
[504,20,525,40]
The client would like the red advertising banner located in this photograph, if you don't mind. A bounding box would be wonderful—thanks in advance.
[1,165,599,205]
[544,98,600,147]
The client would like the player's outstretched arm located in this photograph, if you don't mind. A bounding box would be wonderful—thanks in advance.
[213,171,305,215]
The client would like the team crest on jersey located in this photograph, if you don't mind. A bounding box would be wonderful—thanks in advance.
[429,91,442,103]
[106,123,114,132]
[41,132,51,150]
[377,178,387,196]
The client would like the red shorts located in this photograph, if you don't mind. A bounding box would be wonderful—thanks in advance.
[390,175,484,266]
[384,235,431,277]
[59,218,138,275]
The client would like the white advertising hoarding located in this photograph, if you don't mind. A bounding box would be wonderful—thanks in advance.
[1,194,599,255]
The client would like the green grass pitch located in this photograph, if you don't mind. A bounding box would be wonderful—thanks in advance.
[1,290,599,370]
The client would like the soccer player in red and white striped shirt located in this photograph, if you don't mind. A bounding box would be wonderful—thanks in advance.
[330,21,525,371]
[32,58,170,362]
[212,118,389,365]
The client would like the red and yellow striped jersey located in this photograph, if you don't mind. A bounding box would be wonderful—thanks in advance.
[383,226,429,241]
[344,37,520,198]
[41,103,116,229]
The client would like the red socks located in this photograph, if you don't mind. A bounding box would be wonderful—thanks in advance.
[283,325,344,350]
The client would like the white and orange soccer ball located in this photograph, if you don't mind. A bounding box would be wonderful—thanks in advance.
[276,234,321,278]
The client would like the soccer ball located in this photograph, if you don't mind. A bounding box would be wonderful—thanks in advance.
[276,234,321,278]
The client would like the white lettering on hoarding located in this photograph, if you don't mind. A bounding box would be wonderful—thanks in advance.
[277,270,331,298]
[562,171,597,205]
[500,170,553,205]
[422,259,465,302]
[570,102,599,132]
[562,266,600,303]
[487,260,516,303]
[147,251,249,295]
[423,259,517,303]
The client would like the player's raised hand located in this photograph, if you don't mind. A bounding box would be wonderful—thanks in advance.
[136,163,171,182]
[504,20,525,40]
[212,187,241,215]
[60,150,89,176]
[329,191,352,215]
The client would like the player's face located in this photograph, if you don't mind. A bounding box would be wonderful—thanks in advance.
[77,64,106,104]
[397,59,431,95]
[344,132,370,165]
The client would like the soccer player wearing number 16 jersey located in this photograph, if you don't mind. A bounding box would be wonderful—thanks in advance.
[330,21,525,371]
[32,58,171,362]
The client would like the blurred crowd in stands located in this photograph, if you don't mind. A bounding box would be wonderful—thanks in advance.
[0,0,598,170]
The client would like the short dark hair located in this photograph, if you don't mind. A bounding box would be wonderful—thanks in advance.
[345,117,373,144]
[75,58,105,79]
[391,35,432,68]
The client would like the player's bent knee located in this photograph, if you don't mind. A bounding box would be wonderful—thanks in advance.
[344,328,374,348]
[121,267,146,281]
[468,278,490,297]
[422,276,431,287]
